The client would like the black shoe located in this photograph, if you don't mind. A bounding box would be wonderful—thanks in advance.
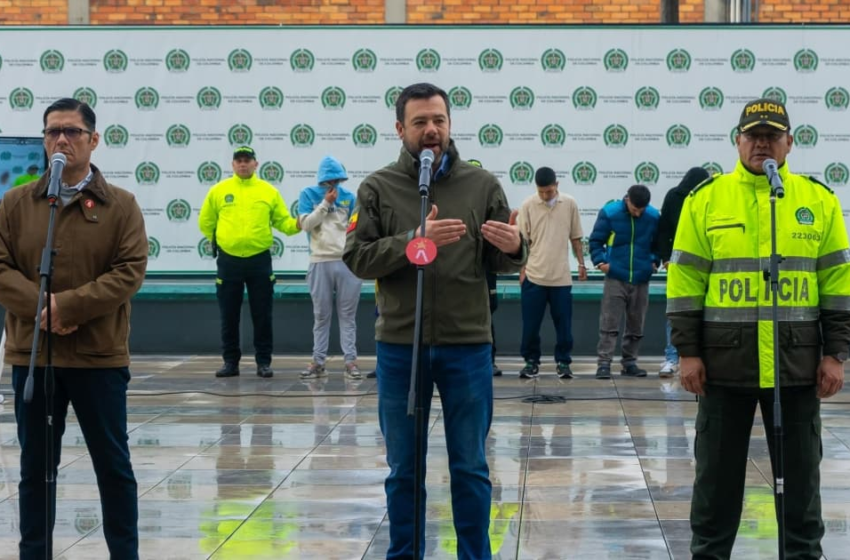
[518,362,539,379]
[216,362,240,378]
[366,370,377,379]
[557,362,573,379]
[493,363,503,377]
[595,365,611,379]
[257,364,274,378]
[621,364,647,378]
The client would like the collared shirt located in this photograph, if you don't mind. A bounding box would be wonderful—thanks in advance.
[59,167,94,206]
[63,167,94,191]
[519,193,583,287]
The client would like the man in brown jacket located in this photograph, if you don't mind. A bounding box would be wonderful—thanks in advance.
[0,98,147,559]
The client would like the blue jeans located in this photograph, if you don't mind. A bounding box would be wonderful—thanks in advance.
[520,279,574,364]
[13,366,139,560]
[376,342,493,560]
[665,319,679,363]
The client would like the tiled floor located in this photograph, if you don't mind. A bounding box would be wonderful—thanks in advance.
[1,355,849,559]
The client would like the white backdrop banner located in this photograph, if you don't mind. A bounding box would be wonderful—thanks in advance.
[0,26,848,275]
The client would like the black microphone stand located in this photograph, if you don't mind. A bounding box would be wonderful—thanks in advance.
[23,185,61,560]
[765,180,786,559]
[407,166,431,560]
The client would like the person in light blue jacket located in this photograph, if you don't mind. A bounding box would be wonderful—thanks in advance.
[589,184,659,379]
[298,156,363,380]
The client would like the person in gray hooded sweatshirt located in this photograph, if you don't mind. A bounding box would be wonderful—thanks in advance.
[298,156,363,380]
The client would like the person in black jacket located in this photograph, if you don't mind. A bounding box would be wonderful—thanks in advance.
[655,166,710,377]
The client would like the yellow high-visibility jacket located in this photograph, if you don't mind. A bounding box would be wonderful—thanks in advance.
[667,160,850,388]
[199,173,300,258]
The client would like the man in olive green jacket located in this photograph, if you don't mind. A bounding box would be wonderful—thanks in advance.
[343,82,526,560]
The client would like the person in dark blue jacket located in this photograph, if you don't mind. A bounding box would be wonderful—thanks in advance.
[589,184,659,379]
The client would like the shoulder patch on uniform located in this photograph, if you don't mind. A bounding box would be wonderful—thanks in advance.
[688,174,718,197]
[808,175,834,194]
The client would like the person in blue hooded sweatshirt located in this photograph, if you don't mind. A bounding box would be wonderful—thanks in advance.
[298,156,363,380]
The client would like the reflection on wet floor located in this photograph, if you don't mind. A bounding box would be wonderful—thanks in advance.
[0,355,848,559]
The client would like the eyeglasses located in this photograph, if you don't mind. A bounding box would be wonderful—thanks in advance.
[741,130,786,143]
[42,127,93,140]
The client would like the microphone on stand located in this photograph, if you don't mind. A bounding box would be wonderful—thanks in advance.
[418,149,434,196]
[46,153,66,203]
[763,158,785,199]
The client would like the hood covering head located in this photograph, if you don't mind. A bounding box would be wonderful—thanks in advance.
[317,156,348,184]
[677,167,710,192]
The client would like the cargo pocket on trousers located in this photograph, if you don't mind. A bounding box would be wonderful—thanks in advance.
[812,418,823,462]
[693,414,709,460]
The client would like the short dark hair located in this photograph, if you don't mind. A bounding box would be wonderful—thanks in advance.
[535,166,557,187]
[395,83,450,123]
[43,97,96,131]
[626,184,651,208]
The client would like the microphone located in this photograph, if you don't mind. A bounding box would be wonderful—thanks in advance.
[47,153,66,203]
[763,158,785,199]
[418,149,434,196]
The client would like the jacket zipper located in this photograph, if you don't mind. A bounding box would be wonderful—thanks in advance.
[706,223,746,232]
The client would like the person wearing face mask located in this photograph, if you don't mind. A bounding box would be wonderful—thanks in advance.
[668,98,850,559]
[343,82,527,560]
[589,184,660,379]
[199,146,300,379]
[517,166,587,380]
[297,156,363,381]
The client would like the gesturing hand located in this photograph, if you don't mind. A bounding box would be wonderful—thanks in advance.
[421,204,467,247]
[482,209,521,256]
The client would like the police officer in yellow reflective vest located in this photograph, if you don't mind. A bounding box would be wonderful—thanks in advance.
[667,98,850,559]
[199,146,300,379]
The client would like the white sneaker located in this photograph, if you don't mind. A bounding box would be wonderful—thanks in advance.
[659,360,678,378]
[344,362,363,380]
[300,362,327,380]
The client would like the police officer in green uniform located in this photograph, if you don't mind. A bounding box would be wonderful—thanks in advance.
[199,147,300,378]
[667,98,850,559]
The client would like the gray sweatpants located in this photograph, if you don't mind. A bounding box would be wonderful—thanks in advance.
[307,260,362,364]
[596,276,649,367]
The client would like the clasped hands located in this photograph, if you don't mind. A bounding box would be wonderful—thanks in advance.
[38,293,77,336]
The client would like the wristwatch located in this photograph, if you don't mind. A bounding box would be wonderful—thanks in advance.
[831,352,849,363]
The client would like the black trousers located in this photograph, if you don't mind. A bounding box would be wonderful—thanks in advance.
[13,366,139,560]
[690,384,824,560]
[216,250,275,365]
